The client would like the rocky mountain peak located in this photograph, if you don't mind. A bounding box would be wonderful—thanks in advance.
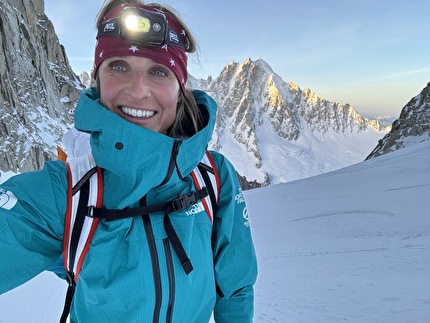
[366,82,430,159]
[0,0,83,172]
[193,58,387,186]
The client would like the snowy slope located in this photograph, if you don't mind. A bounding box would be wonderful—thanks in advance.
[0,141,429,322]
[248,140,430,322]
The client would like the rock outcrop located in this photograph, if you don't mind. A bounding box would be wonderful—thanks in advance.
[0,0,83,172]
[366,82,430,160]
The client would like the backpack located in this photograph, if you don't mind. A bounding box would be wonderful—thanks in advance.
[59,151,220,323]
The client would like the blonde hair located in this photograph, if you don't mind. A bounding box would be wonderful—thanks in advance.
[95,0,203,137]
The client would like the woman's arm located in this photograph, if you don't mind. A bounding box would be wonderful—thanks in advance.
[210,152,258,323]
[0,161,67,293]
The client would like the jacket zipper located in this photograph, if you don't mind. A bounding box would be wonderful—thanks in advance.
[163,239,176,323]
[142,214,162,323]
[156,140,182,187]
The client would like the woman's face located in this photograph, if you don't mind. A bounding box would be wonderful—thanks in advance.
[98,56,180,134]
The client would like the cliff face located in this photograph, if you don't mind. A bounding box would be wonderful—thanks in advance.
[0,0,83,172]
[366,82,430,160]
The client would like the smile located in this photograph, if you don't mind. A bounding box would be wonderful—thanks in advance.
[121,107,155,118]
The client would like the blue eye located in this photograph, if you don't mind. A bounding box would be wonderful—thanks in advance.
[109,63,127,72]
[151,68,168,76]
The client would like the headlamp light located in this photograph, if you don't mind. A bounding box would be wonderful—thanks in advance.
[124,14,151,33]
[97,7,188,50]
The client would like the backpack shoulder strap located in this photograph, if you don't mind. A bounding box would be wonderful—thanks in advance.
[60,153,103,323]
[190,150,221,222]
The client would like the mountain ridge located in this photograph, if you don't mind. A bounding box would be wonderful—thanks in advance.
[190,57,387,185]
[2,1,426,189]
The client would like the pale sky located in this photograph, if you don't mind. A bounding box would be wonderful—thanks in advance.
[45,0,430,118]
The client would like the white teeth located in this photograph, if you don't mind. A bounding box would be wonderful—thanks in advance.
[122,107,155,118]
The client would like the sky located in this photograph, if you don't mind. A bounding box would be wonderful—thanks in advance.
[1,139,429,322]
[44,0,430,118]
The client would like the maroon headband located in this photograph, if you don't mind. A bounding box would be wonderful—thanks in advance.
[93,4,189,91]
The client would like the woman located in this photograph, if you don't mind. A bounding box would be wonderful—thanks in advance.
[0,0,257,322]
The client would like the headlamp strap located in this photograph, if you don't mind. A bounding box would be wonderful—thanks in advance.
[97,8,188,50]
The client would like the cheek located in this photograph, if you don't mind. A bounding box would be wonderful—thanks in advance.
[98,77,118,110]
[153,80,179,108]
[161,91,180,118]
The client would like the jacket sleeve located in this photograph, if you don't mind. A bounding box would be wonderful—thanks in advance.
[0,161,67,294]
[210,152,258,323]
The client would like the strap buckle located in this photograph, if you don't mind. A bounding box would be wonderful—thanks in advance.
[171,192,197,212]
[171,188,209,212]
[86,206,96,218]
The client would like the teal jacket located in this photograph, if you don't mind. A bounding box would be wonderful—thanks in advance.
[0,88,257,322]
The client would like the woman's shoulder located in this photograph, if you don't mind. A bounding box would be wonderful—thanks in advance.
[3,160,68,195]
[206,150,238,181]
[0,160,68,223]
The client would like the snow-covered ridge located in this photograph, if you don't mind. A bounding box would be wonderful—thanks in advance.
[191,58,388,185]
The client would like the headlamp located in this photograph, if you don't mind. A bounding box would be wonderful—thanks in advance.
[97,7,189,50]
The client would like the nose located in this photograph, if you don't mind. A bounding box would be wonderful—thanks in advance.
[127,71,151,100]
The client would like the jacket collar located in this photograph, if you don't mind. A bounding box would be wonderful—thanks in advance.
[74,87,216,209]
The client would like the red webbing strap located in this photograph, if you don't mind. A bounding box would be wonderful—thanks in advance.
[74,167,103,279]
[62,163,74,277]
[60,158,103,323]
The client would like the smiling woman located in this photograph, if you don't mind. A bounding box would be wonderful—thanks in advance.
[0,1,258,323]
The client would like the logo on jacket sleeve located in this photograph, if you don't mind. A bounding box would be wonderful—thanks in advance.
[185,202,205,216]
[0,188,18,210]
[235,188,250,227]
[243,207,250,227]
[235,188,245,204]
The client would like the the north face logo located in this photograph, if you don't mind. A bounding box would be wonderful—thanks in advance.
[185,202,205,216]
[235,188,245,204]
[0,188,18,210]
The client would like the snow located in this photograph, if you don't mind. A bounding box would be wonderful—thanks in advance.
[248,140,430,322]
[0,140,429,322]
[220,111,386,184]
[0,171,16,184]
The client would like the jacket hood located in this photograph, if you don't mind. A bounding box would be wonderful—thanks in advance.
[74,87,217,209]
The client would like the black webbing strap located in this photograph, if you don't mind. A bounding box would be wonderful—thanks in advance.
[197,163,218,246]
[163,211,194,274]
[59,274,75,323]
[91,188,209,220]
[163,188,210,275]
[72,167,98,195]
[89,201,171,220]
[92,188,208,275]
[197,163,217,219]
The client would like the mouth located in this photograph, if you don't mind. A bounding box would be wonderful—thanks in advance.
[121,106,156,118]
